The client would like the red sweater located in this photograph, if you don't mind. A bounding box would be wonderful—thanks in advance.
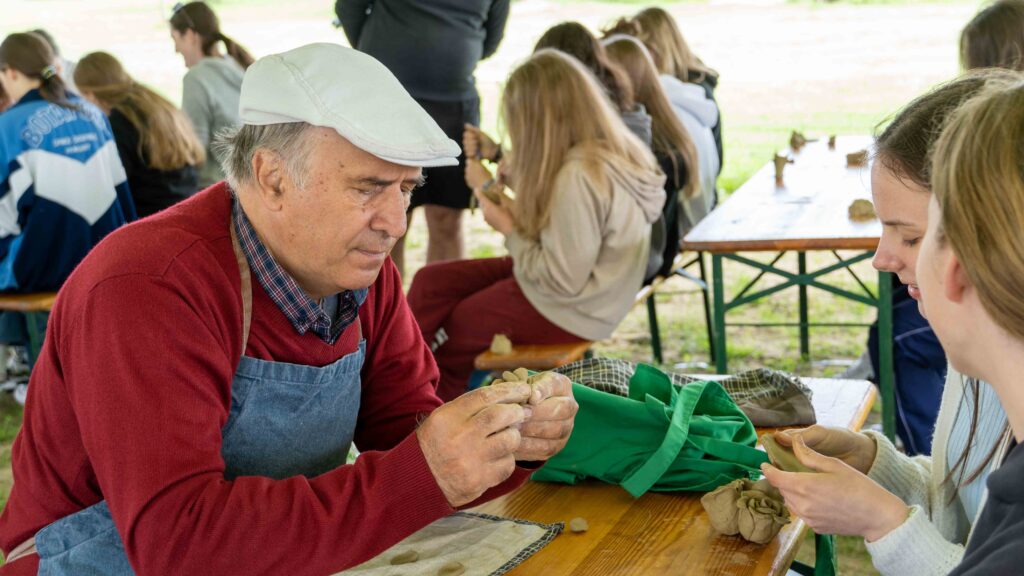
[0,185,531,575]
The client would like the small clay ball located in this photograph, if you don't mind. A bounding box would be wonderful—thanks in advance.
[437,561,466,576]
[390,550,419,565]
[569,517,589,533]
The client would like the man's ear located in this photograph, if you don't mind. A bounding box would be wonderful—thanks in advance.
[943,250,970,304]
[251,149,286,211]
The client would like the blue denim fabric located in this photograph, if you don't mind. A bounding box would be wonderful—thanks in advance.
[34,333,366,574]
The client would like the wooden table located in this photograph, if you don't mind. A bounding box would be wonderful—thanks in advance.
[472,378,876,575]
[681,135,895,440]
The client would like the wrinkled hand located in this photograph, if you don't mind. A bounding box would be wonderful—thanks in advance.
[761,436,909,542]
[462,124,499,161]
[474,185,514,235]
[773,425,877,474]
[417,382,533,507]
[515,372,578,462]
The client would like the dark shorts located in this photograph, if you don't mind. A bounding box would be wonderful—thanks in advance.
[409,96,480,211]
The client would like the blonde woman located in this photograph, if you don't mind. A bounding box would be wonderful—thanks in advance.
[632,7,722,176]
[408,50,666,401]
[75,52,205,217]
[761,72,1015,576]
[917,75,1024,575]
[604,35,704,257]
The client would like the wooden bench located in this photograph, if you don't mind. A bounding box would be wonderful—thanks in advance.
[0,292,57,369]
[469,253,714,387]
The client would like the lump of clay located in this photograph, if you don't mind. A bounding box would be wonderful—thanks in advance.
[702,478,791,544]
[789,131,808,151]
[846,149,869,167]
[848,199,876,222]
[569,517,589,533]
[437,561,466,576]
[490,334,513,355]
[736,484,791,544]
[390,550,419,565]
[761,434,816,474]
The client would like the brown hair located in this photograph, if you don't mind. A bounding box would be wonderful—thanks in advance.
[875,71,1015,189]
[604,35,699,199]
[534,22,634,113]
[0,33,74,109]
[501,50,658,241]
[960,0,1024,71]
[75,52,205,171]
[633,8,718,86]
[879,70,1020,495]
[170,2,254,70]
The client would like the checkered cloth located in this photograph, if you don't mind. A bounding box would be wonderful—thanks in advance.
[554,358,816,427]
[233,200,364,344]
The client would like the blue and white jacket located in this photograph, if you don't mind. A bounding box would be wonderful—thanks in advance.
[0,90,136,292]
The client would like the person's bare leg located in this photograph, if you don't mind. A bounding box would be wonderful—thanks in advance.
[424,204,465,263]
[390,210,416,279]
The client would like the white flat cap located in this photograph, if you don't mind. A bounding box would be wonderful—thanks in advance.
[239,43,460,167]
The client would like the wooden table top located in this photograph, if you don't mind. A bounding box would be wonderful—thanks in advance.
[472,378,877,576]
[683,136,880,253]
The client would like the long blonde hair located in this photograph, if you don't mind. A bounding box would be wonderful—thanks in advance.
[75,52,205,171]
[932,75,1024,341]
[502,50,658,241]
[604,35,699,199]
[633,7,718,86]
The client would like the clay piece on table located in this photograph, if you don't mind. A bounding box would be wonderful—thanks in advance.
[437,561,466,576]
[389,550,419,565]
[828,135,836,149]
[701,478,791,545]
[490,334,513,355]
[789,131,808,151]
[846,149,869,167]
[761,434,816,474]
[773,153,794,186]
[569,517,589,533]
[848,199,876,222]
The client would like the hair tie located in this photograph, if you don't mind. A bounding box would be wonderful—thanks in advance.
[40,65,57,81]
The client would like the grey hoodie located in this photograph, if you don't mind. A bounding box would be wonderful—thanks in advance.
[182,57,244,188]
[660,74,720,234]
[505,146,666,340]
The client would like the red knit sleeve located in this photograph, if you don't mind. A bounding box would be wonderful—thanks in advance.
[62,272,454,576]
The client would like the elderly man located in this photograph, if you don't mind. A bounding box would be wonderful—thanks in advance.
[0,43,576,575]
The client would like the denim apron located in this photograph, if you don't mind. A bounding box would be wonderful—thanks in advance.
[15,221,366,575]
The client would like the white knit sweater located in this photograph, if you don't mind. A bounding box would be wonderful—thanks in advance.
[863,368,1013,575]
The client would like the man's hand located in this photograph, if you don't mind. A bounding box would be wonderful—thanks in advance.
[772,425,877,474]
[417,382,533,507]
[515,372,577,462]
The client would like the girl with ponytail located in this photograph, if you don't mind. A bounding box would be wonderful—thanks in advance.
[169,1,250,188]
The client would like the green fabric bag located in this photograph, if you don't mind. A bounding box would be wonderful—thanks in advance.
[532,364,769,497]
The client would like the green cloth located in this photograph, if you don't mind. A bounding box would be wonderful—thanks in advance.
[532,364,768,497]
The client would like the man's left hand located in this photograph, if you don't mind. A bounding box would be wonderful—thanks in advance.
[514,372,578,462]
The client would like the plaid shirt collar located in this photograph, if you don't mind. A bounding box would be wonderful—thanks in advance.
[233,200,365,344]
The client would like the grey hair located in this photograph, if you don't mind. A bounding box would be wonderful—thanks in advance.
[212,122,315,191]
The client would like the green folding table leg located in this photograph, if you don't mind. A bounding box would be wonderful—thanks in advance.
[24,311,49,369]
[798,252,810,359]
[712,254,728,374]
[877,271,895,441]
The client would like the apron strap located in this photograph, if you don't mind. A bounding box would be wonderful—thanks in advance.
[229,217,254,355]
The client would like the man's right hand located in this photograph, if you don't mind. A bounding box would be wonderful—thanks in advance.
[417,382,533,507]
[462,124,499,161]
[772,425,878,475]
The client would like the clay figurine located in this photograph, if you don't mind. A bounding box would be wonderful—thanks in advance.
[700,478,791,544]
[789,131,808,151]
[828,134,836,150]
[773,153,794,186]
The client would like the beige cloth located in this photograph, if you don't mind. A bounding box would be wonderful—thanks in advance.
[335,512,562,576]
[506,146,666,341]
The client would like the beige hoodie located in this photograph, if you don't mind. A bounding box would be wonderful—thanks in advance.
[505,147,666,341]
